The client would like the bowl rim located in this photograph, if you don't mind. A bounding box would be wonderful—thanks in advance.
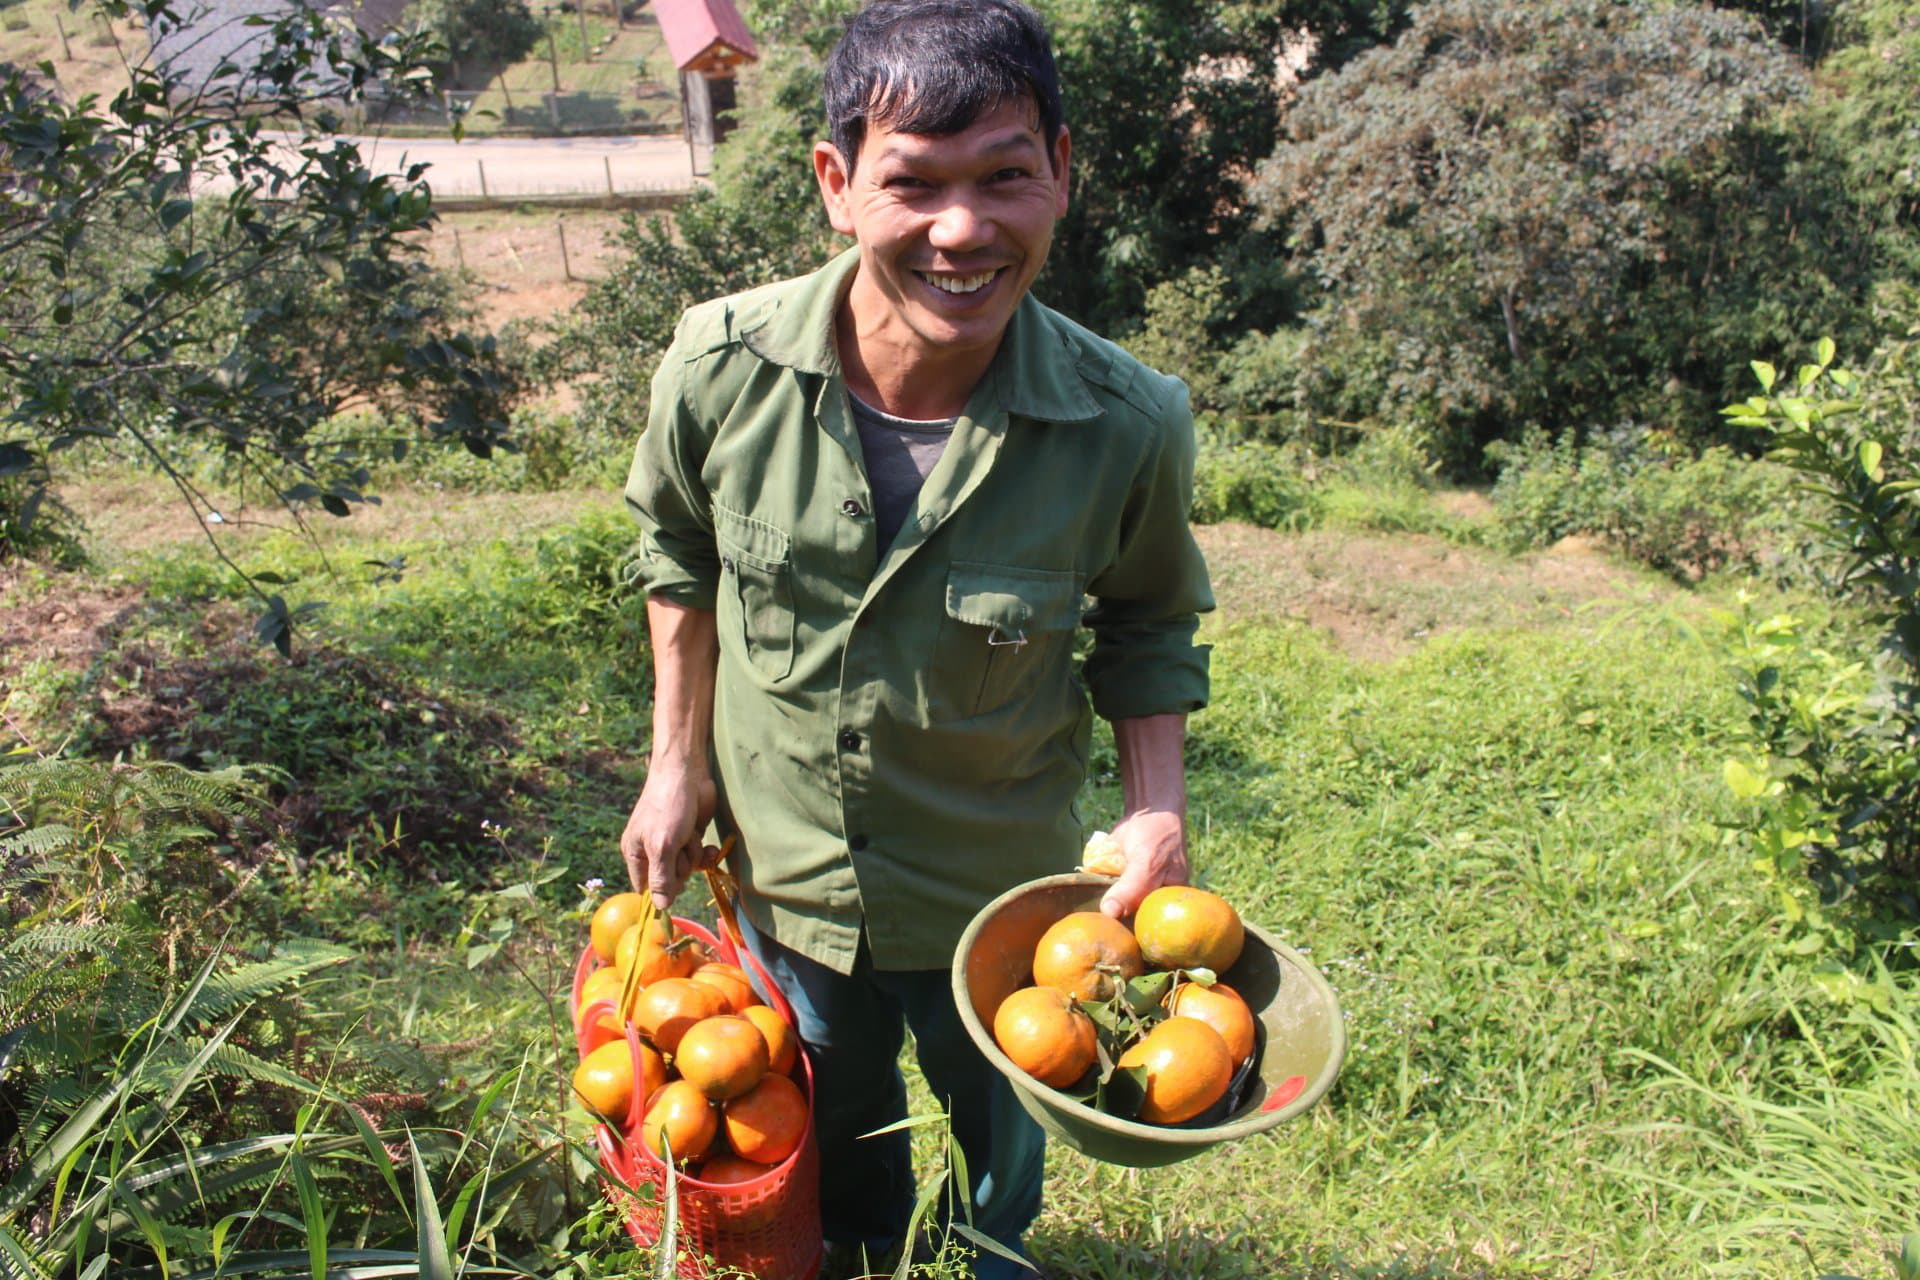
[950,872,1347,1147]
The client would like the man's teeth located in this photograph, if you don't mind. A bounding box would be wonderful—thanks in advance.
[921,270,996,295]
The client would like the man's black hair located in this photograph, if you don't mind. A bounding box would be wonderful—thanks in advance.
[824,0,1063,173]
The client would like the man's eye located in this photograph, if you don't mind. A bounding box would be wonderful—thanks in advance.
[886,175,929,190]
[989,168,1032,183]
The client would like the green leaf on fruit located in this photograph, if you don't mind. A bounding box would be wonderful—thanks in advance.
[1122,970,1174,1015]
[1097,1063,1149,1121]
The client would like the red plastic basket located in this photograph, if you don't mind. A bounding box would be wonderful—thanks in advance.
[575,915,822,1280]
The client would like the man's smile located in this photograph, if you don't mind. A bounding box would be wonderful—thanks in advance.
[914,267,1004,296]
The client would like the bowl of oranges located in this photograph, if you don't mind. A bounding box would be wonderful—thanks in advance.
[951,873,1345,1168]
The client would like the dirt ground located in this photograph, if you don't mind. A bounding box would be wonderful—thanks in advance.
[1193,522,1675,662]
[423,207,640,330]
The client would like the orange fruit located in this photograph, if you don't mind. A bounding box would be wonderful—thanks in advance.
[992,986,1097,1088]
[577,965,631,1026]
[695,1152,769,1188]
[633,977,727,1053]
[742,1004,799,1076]
[676,1015,771,1101]
[572,1038,665,1123]
[1132,886,1243,973]
[1165,981,1255,1067]
[692,1153,777,1226]
[690,962,760,1015]
[722,1071,808,1165]
[590,892,649,964]
[1032,911,1144,1001]
[616,918,702,987]
[1115,1016,1234,1125]
[639,1079,718,1164]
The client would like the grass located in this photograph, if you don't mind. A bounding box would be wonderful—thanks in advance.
[373,11,685,137]
[8,470,1918,1279]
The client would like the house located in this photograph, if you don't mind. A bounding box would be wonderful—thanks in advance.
[148,0,407,103]
[652,0,757,149]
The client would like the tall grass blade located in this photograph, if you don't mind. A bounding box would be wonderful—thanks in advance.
[0,1069,137,1216]
[289,1153,326,1280]
[407,1130,454,1280]
[951,1224,1029,1271]
[654,1133,677,1280]
[892,1174,944,1280]
[340,1104,405,1217]
[110,1175,171,1275]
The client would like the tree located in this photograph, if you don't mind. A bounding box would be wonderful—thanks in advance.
[0,1,518,646]
[1253,0,1877,466]
[544,49,837,441]
[1807,0,1920,277]
[1038,0,1412,335]
[406,0,545,86]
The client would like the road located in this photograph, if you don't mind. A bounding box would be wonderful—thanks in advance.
[203,132,712,200]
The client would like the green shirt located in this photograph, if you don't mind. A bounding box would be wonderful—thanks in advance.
[624,248,1214,973]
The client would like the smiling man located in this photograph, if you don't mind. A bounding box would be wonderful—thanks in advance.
[619,2,1213,1275]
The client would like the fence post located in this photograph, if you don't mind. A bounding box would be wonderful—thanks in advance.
[54,11,72,58]
[557,219,574,282]
[454,226,466,270]
[604,155,615,197]
[577,4,591,58]
[477,160,489,201]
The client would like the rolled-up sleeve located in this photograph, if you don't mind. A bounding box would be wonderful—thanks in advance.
[1081,379,1214,721]
[623,335,719,609]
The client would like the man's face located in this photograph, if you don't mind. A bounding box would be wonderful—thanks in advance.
[814,97,1071,364]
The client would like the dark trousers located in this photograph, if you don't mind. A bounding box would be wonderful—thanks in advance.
[736,909,1044,1278]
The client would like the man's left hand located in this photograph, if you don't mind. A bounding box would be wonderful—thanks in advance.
[1099,808,1188,919]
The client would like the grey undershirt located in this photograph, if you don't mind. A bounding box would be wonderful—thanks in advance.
[848,393,956,549]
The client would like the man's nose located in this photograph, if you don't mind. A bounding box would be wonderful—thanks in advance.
[927,195,992,252]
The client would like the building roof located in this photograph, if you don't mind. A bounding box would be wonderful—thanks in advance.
[148,0,405,101]
[654,0,758,73]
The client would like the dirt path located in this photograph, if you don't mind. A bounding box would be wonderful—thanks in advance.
[1194,522,1679,661]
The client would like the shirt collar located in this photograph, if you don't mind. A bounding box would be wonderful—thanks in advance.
[740,246,1105,425]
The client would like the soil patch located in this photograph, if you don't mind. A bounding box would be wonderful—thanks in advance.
[1195,522,1681,662]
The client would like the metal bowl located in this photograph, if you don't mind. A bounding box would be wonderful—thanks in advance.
[951,873,1345,1168]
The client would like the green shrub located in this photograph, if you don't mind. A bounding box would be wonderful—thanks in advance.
[1190,428,1319,530]
[1721,340,1920,956]
[1488,427,1799,578]
[361,403,629,494]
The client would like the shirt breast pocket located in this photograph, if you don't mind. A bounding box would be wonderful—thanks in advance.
[933,563,1082,722]
[714,503,795,682]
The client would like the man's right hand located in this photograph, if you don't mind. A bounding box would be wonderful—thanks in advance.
[620,767,719,909]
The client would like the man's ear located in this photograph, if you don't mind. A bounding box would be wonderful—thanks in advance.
[813,141,857,236]
[1051,125,1072,218]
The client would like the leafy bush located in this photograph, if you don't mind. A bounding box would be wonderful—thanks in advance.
[1256,0,1882,469]
[1488,427,1800,578]
[1190,428,1318,530]
[361,403,629,493]
[1721,340,1920,955]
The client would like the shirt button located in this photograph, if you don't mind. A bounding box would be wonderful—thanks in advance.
[848,833,869,851]
[721,555,735,574]
[838,729,862,752]
[841,498,864,518]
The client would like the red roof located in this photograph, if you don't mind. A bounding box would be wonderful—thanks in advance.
[655,0,759,71]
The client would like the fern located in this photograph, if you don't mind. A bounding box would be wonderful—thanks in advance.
[190,943,353,1030]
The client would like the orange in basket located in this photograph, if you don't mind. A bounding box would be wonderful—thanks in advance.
[573,915,822,1280]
